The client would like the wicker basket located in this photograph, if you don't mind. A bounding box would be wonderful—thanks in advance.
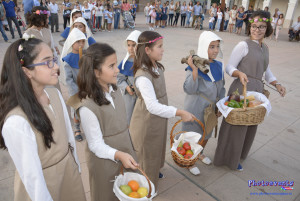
[170,118,206,168]
[225,84,267,126]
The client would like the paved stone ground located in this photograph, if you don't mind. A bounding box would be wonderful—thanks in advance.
[0,12,299,201]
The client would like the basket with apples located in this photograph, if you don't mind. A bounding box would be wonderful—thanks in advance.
[113,166,157,201]
[170,118,205,168]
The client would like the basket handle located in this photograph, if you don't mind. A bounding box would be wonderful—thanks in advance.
[120,166,152,198]
[170,117,206,147]
[243,83,247,109]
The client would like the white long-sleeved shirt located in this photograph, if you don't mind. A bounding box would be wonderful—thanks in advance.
[135,67,177,118]
[2,89,80,201]
[225,40,277,83]
[79,85,118,162]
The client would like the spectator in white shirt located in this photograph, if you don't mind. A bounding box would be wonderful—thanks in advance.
[289,16,300,41]
[216,9,223,31]
[49,0,60,32]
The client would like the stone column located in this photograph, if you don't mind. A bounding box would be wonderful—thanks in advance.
[263,0,272,10]
[225,0,231,7]
[284,0,299,28]
[207,0,212,9]
[242,0,249,10]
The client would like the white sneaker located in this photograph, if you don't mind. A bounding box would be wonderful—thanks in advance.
[189,167,200,175]
[201,156,212,165]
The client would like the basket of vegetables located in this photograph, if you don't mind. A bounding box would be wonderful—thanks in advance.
[170,118,206,168]
[218,84,270,126]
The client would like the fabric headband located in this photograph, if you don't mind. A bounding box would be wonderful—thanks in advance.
[249,17,272,23]
[34,10,51,16]
[138,36,164,45]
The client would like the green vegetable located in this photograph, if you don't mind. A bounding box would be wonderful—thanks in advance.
[240,99,249,107]
[228,100,241,108]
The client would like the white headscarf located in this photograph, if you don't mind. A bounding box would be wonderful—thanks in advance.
[69,9,81,27]
[60,28,88,63]
[121,30,142,70]
[70,17,93,39]
[197,31,224,82]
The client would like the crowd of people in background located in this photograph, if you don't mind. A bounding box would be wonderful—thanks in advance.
[0,0,299,43]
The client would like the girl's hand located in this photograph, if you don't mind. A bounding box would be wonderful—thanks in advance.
[237,71,248,85]
[216,111,222,117]
[176,109,196,122]
[276,84,286,97]
[187,56,197,70]
[115,151,138,170]
[126,85,135,96]
[55,47,60,55]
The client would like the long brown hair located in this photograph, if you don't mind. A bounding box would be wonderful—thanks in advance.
[132,31,164,78]
[77,43,117,106]
[0,39,55,149]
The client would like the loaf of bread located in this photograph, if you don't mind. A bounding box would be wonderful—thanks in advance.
[248,100,262,108]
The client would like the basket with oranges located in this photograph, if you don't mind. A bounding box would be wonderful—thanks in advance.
[113,166,157,201]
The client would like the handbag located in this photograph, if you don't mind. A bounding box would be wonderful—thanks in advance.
[199,93,218,135]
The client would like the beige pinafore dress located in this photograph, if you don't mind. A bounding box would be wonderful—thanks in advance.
[69,88,137,201]
[5,88,86,201]
[214,39,269,170]
[130,68,168,188]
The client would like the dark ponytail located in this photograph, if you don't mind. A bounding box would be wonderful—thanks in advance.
[0,38,55,149]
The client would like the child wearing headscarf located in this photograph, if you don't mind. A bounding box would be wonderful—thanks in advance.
[183,31,225,175]
[61,28,88,141]
[117,30,141,125]
[70,17,96,45]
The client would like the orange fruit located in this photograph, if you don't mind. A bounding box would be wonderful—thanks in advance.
[128,180,140,192]
[128,192,141,198]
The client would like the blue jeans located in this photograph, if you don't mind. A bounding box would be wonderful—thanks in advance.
[114,12,120,29]
[212,16,217,30]
[209,22,214,30]
[96,16,102,29]
[186,12,191,26]
[7,16,22,38]
[224,20,229,30]
[216,19,222,31]
[0,20,9,41]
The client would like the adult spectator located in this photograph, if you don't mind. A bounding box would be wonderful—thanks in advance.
[0,1,10,42]
[289,16,300,41]
[2,0,22,39]
[22,0,33,20]
[191,1,202,28]
[180,1,187,27]
[235,6,245,35]
[48,0,59,32]
[243,5,253,34]
[209,2,217,29]
[168,0,174,26]
[264,6,270,18]
[113,0,121,29]
[62,0,72,29]
[121,0,130,13]
[81,0,94,32]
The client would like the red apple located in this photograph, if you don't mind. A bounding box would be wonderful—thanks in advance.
[183,142,191,151]
[184,154,193,159]
[177,147,186,156]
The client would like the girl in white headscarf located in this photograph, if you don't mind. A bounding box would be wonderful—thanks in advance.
[70,17,96,45]
[61,28,88,141]
[182,31,225,175]
[60,9,82,40]
[117,30,141,125]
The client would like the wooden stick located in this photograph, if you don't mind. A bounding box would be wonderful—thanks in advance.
[79,46,82,58]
